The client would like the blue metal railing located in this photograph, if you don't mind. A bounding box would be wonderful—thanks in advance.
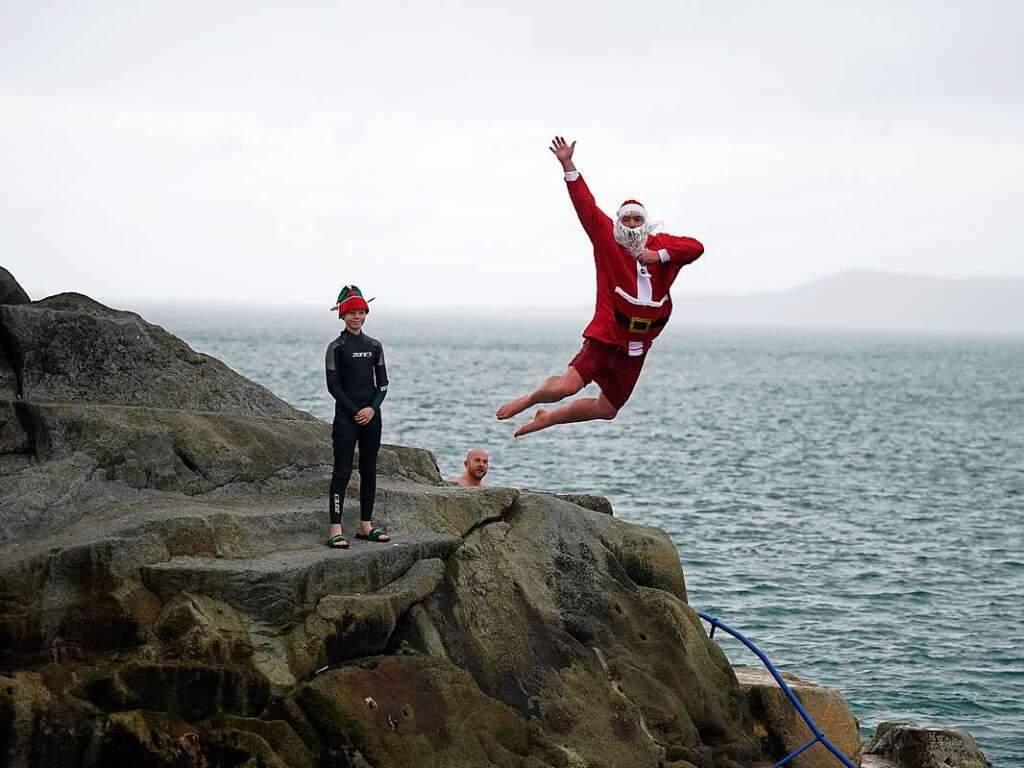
[698,611,859,768]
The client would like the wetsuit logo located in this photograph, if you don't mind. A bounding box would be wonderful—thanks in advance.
[350,351,373,358]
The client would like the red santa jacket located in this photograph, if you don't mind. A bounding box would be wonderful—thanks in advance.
[566,174,703,354]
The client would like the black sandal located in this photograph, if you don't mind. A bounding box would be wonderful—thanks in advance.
[327,533,350,549]
[355,528,391,543]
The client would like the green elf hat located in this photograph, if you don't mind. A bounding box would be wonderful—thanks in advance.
[331,285,374,317]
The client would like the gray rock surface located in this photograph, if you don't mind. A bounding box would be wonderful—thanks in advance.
[0,266,30,306]
[0,292,309,416]
[0,267,24,401]
[865,721,991,768]
[552,490,614,515]
[412,490,750,768]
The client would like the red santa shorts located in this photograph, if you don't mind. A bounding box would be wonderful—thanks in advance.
[568,337,647,411]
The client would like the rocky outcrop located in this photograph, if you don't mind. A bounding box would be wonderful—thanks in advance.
[865,722,991,768]
[1,279,762,766]
[0,292,308,415]
[4,274,998,768]
[0,267,29,306]
[734,667,861,768]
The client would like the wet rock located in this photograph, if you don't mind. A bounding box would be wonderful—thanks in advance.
[734,666,861,768]
[865,721,991,768]
[78,660,270,720]
[95,710,208,768]
[3,534,166,661]
[154,593,254,663]
[287,655,544,768]
[0,671,95,768]
[197,714,314,768]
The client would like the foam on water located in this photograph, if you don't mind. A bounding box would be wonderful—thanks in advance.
[146,304,1024,764]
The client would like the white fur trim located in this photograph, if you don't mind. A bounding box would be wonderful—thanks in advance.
[658,248,670,263]
[617,202,647,220]
[636,262,652,302]
[614,286,668,308]
[564,170,580,181]
[628,341,644,356]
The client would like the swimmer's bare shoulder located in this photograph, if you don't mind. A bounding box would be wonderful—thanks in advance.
[450,476,485,488]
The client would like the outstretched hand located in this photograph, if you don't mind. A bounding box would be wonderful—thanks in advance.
[549,136,576,170]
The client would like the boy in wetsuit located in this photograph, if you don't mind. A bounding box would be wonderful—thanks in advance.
[325,285,391,548]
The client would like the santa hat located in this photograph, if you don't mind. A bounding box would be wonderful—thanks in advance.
[616,199,647,221]
[331,285,374,316]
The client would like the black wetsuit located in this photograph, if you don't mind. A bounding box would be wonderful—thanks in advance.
[325,330,388,524]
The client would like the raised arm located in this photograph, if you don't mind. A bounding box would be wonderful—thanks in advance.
[550,135,577,174]
[550,136,611,240]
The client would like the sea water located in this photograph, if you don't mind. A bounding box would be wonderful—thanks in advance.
[145,305,1024,764]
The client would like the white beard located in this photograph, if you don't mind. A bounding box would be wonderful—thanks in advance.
[614,219,656,257]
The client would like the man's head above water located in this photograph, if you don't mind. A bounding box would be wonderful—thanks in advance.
[464,449,489,480]
[452,448,489,487]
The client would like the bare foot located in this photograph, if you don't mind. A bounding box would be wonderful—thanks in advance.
[496,394,533,420]
[513,409,550,438]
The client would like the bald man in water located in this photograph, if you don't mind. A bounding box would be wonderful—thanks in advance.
[451,448,489,488]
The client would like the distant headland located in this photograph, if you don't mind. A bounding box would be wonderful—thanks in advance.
[673,270,1024,335]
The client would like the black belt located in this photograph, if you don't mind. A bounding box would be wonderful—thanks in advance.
[615,309,668,334]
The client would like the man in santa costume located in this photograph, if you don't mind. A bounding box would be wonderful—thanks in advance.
[496,136,704,437]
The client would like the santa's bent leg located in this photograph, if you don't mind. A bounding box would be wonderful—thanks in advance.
[513,392,618,438]
[496,366,585,421]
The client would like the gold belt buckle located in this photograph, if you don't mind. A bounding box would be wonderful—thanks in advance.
[629,316,651,333]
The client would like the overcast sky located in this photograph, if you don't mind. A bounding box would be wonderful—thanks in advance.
[2,1,1021,308]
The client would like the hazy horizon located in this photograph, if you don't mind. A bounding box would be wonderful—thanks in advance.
[71,268,1018,338]
[12,266,1022,311]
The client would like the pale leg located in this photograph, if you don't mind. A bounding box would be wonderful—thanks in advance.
[513,392,619,438]
[496,367,585,420]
